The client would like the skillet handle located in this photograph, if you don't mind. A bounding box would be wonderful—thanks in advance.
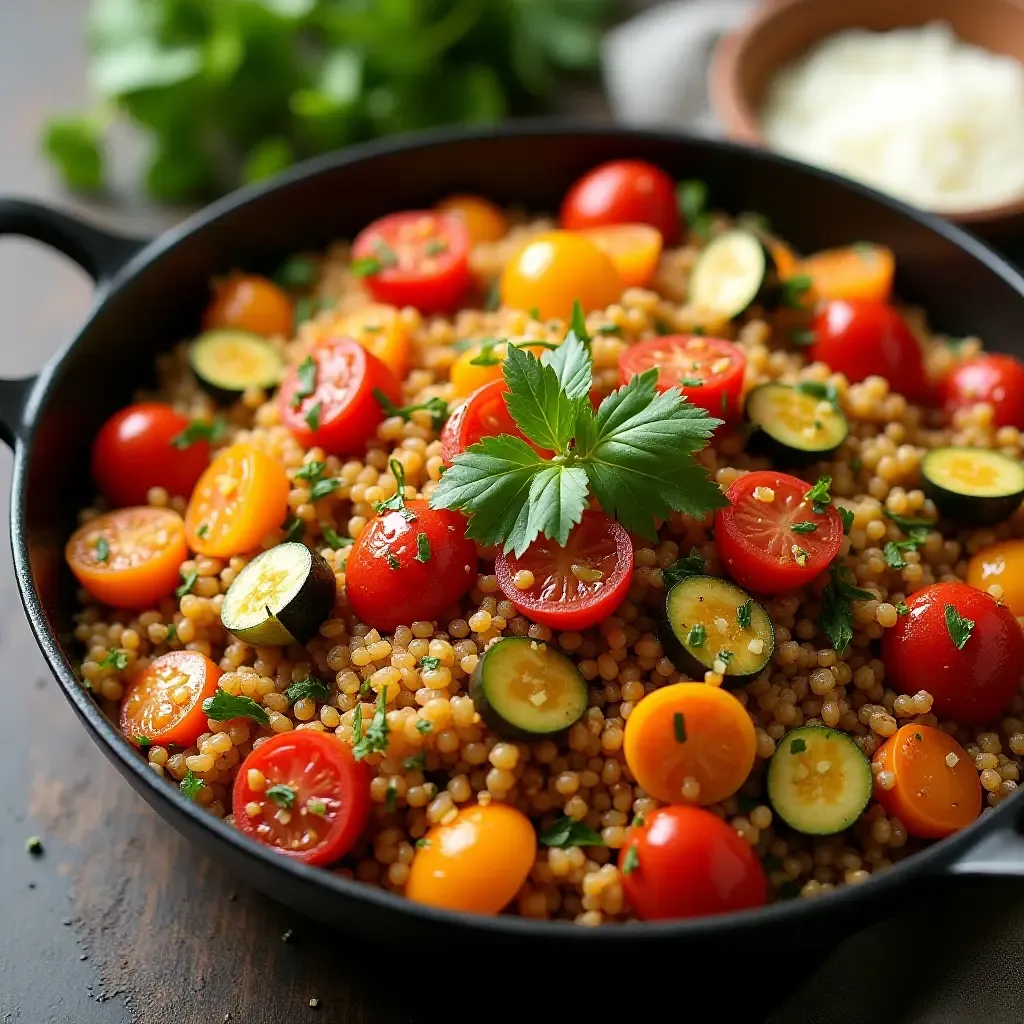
[0,198,148,448]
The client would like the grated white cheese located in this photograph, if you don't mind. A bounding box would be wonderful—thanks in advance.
[946,751,960,767]
[714,616,729,634]
[713,658,728,674]
[753,486,775,503]
[747,637,765,655]
[760,22,1024,212]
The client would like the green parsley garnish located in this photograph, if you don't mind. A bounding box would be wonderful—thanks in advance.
[673,712,687,743]
[403,751,427,771]
[679,377,704,387]
[165,623,177,642]
[274,255,316,290]
[896,600,910,615]
[202,688,270,726]
[790,737,807,754]
[180,769,204,801]
[291,356,318,409]
[820,565,875,654]
[286,676,330,703]
[792,546,809,567]
[790,521,818,534]
[295,460,339,501]
[717,649,734,664]
[469,337,504,367]
[304,400,322,432]
[307,799,328,817]
[804,476,832,514]
[420,656,442,673]
[385,779,398,813]
[294,459,327,482]
[320,525,353,550]
[621,845,640,875]
[662,547,706,589]
[884,510,936,533]
[352,686,389,760]
[795,380,839,406]
[538,816,606,848]
[597,323,622,335]
[677,179,711,239]
[838,507,855,535]
[884,528,928,569]
[310,477,340,501]
[780,274,813,309]
[385,551,401,570]
[95,537,109,563]
[196,522,209,539]
[372,389,449,432]
[737,600,752,630]
[415,837,431,849]
[631,813,646,828]
[686,623,707,648]
[374,459,417,523]
[415,719,433,735]
[944,604,975,651]
[266,784,296,809]
[789,329,816,347]
[424,238,447,256]
[134,735,151,750]
[171,417,225,449]
[99,649,128,670]
[175,570,198,599]
[282,515,304,544]
[414,533,431,563]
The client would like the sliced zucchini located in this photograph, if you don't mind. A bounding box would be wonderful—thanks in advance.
[922,447,1024,525]
[746,383,848,464]
[689,230,768,319]
[768,726,873,835]
[190,330,285,400]
[661,575,774,686]
[468,636,588,739]
[221,542,335,646]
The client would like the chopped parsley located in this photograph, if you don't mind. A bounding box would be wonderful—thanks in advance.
[282,515,305,543]
[304,400,322,432]
[838,507,855,535]
[789,329,816,347]
[795,380,839,405]
[274,254,317,290]
[415,837,431,849]
[95,537,109,563]
[884,509,936,533]
[792,546,809,567]
[385,779,398,813]
[180,769,204,801]
[414,533,431,563]
[820,565,875,654]
[196,522,209,539]
[790,521,818,534]
[307,799,328,817]
[352,686,389,760]
[677,179,711,239]
[662,547,706,589]
[202,688,271,726]
[403,751,426,771]
[790,737,806,754]
[385,551,401,570]
[424,238,447,257]
[679,377,704,387]
[373,459,417,523]
[597,323,622,335]
[99,649,128,670]
[320,525,353,550]
[420,656,442,673]
[717,649,734,664]
[266,784,296,809]
[165,623,177,642]
[538,816,606,848]
[134,735,151,750]
[286,675,330,703]
[291,355,318,409]
[737,600,753,630]
[780,274,813,309]
[884,527,928,569]
[944,604,974,651]
[175,570,198,599]
[621,845,640,875]
[631,813,646,828]
[673,712,687,743]
[372,389,449,432]
[896,600,910,615]
[415,719,433,735]
[309,477,340,501]
[686,623,707,648]
[804,476,832,514]
[171,417,225,449]
[468,337,504,367]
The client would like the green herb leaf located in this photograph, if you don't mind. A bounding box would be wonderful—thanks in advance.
[502,340,585,451]
[266,784,296,809]
[385,779,398,812]
[820,565,875,654]
[415,837,431,849]
[304,401,322,432]
[372,389,449,432]
[165,623,177,643]
[790,737,807,754]
[780,274,813,309]
[274,255,317,290]
[568,298,591,345]
[677,179,710,239]
[99,649,128,670]
[795,380,839,406]
[175,570,198,599]
[884,527,928,569]
[292,356,318,408]
[789,329,816,347]
[95,537,110,563]
[414,533,431,563]
[373,459,417,522]
[286,676,330,703]
[944,604,975,651]
[415,719,433,735]
[295,460,327,483]
[420,656,442,673]
[737,600,753,630]
[321,525,353,550]
[884,510,937,533]
[717,649,734,664]
[838,507,855,535]
[483,281,501,312]
[385,551,400,570]
[180,769,204,801]
[804,476,832,515]
[133,735,151,750]
[673,712,687,743]
[621,844,640,875]
[202,688,270,726]
[352,257,383,277]
[310,477,340,501]
[896,600,910,615]
[42,114,105,192]
[597,323,622,336]
[469,338,504,366]
[307,799,327,817]
[538,816,606,848]
[632,813,646,828]
[403,751,426,771]
[196,523,209,539]
[282,515,305,543]
[352,686,389,760]
[790,521,818,534]
[679,377,704,387]
[686,623,707,648]
[662,547,706,589]
[171,417,225,449]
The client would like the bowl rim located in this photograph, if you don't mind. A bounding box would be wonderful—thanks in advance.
[13,119,1024,942]
[707,0,1024,225]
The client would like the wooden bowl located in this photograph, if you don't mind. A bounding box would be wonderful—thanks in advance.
[709,0,1024,233]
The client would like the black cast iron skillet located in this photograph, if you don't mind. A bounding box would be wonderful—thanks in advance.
[3,123,1024,958]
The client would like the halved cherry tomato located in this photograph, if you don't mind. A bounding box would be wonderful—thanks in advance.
[185,443,290,557]
[352,211,470,314]
[345,500,477,632]
[406,803,535,914]
[872,724,981,839]
[120,651,222,749]
[579,224,663,288]
[91,402,211,507]
[715,471,844,594]
[66,507,188,609]
[809,300,929,403]
[619,806,766,920]
[939,353,1024,429]
[618,335,746,420]
[441,379,547,466]
[494,512,633,631]
[203,273,294,337]
[561,160,681,244]
[623,682,756,806]
[279,336,401,455]
[793,244,895,303]
[499,231,622,321]
[435,194,509,245]
[449,340,552,398]
[337,303,410,378]
[768,238,800,280]
[968,540,1024,615]
[881,581,1024,724]
[233,731,370,866]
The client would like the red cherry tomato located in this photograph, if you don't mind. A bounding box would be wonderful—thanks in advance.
[882,581,1024,724]
[345,500,478,633]
[91,403,210,507]
[561,160,681,244]
[809,300,929,403]
[351,211,470,314]
[715,471,843,594]
[619,806,766,921]
[495,512,634,631]
[440,380,549,467]
[279,336,401,456]
[233,731,370,866]
[618,335,746,420]
[940,354,1024,429]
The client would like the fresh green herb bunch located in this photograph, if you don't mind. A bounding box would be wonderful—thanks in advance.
[42,0,621,200]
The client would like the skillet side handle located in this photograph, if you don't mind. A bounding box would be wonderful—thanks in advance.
[945,820,1024,877]
[0,198,149,448]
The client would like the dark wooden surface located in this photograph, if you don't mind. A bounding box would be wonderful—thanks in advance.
[4,3,1024,1022]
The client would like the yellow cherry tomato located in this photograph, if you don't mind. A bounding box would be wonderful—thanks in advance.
[578,223,663,288]
[500,231,622,321]
[406,803,536,915]
[968,539,1024,615]
[337,303,410,378]
[450,340,552,397]
[436,194,509,245]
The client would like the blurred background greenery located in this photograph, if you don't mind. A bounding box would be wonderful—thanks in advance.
[43,0,622,202]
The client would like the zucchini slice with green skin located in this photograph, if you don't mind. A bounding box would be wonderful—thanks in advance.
[746,383,848,464]
[688,230,770,319]
[190,330,285,400]
[922,447,1024,525]
[221,542,335,646]
[661,575,774,686]
[468,636,588,739]
[768,726,873,835]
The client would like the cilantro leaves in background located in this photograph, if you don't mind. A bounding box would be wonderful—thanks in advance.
[41,0,620,200]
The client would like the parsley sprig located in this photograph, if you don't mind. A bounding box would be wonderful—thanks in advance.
[374,459,416,522]
[945,604,974,650]
[430,313,726,555]
[352,686,389,760]
[662,547,706,590]
[539,816,606,848]
[373,389,449,432]
[820,565,875,654]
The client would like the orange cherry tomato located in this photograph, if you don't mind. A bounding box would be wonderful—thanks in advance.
[120,650,222,749]
[499,231,622,321]
[185,443,290,557]
[66,507,188,609]
[768,238,801,280]
[793,244,895,303]
[968,539,1024,615]
[436,194,509,245]
[203,273,294,337]
[623,682,756,806]
[449,340,552,398]
[406,803,535,915]
[337,303,411,379]
[872,724,981,839]
[578,224,663,288]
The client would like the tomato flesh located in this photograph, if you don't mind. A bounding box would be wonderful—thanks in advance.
[940,353,1024,429]
[715,471,843,594]
[441,379,547,466]
[495,512,634,631]
[345,500,478,632]
[120,651,221,749]
[351,211,470,314]
[278,336,401,456]
[233,731,370,866]
[619,335,746,420]
[619,806,766,920]
[203,273,293,337]
[881,581,1024,724]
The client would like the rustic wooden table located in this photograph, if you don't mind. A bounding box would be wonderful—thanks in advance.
[3,3,1024,1022]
